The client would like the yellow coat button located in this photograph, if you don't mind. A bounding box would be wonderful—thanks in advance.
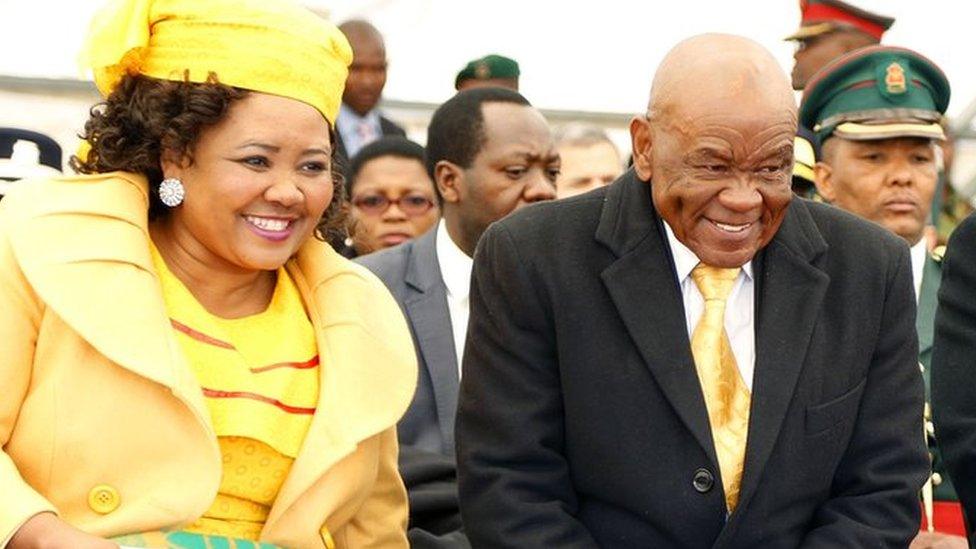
[932,473,943,486]
[88,485,120,514]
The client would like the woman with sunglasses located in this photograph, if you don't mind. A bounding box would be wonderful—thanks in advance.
[344,137,440,258]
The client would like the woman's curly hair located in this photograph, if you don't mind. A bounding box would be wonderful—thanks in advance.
[70,73,348,244]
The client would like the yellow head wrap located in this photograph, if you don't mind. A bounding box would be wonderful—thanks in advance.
[79,0,352,124]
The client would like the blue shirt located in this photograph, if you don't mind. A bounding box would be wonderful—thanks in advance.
[336,103,383,158]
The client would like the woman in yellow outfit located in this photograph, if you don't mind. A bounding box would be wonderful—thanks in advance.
[0,0,416,547]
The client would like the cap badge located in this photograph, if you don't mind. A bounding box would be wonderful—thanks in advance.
[885,62,907,95]
[475,62,491,80]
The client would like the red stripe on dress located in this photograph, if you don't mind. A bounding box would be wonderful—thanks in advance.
[170,319,235,350]
[250,355,320,374]
[201,388,316,415]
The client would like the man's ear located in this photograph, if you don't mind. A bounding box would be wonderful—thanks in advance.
[813,161,835,202]
[435,160,464,205]
[630,116,653,182]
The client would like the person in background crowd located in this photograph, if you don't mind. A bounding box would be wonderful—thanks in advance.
[0,128,62,172]
[553,123,623,199]
[932,118,974,246]
[344,136,440,257]
[358,86,557,455]
[357,87,558,548]
[456,33,927,547]
[791,127,819,198]
[932,212,976,546]
[801,45,965,547]
[0,129,62,198]
[454,54,520,92]
[335,19,406,163]
[786,0,894,91]
[0,0,416,547]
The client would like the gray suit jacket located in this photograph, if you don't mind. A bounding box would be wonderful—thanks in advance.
[356,227,459,455]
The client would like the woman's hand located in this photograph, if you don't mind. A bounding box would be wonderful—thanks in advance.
[8,512,118,549]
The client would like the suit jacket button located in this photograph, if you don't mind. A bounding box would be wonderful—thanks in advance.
[693,468,714,493]
[87,484,120,514]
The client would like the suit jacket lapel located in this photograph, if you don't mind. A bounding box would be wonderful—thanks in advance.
[403,228,460,453]
[597,172,718,465]
[731,200,829,517]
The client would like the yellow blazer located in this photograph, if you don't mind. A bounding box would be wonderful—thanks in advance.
[0,172,417,548]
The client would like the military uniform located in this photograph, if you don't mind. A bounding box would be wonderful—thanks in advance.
[800,46,966,537]
[784,0,895,44]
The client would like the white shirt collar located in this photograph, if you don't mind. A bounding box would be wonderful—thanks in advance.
[662,221,753,282]
[436,220,473,299]
[909,238,927,302]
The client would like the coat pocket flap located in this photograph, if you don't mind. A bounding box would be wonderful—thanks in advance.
[805,377,866,435]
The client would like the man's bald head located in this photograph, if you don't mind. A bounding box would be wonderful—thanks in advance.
[339,19,385,50]
[339,19,388,116]
[647,34,796,128]
[631,34,796,268]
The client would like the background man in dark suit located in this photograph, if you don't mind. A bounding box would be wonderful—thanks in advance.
[358,87,558,456]
[932,213,976,544]
[457,33,927,548]
[335,20,406,164]
[356,87,559,548]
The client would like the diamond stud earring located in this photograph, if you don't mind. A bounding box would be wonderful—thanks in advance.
[158,177,185,207]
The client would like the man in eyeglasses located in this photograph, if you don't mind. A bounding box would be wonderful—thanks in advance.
[343,137,440,257]
[356,87,557,548]
[786,0,894,91]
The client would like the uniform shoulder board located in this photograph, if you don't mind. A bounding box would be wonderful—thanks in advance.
[932,245,947,263]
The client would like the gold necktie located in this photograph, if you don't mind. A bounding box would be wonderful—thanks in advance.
[690,263,750,512]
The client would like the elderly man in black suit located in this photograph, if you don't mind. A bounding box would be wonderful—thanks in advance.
[456,33,928,548]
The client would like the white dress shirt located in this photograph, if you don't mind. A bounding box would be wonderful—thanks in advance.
[663,222,756,390]
[909,238,927,304]
[436,221,473,376]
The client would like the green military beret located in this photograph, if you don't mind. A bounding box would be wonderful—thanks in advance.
[799,45,950,143]
[454,54,520,89]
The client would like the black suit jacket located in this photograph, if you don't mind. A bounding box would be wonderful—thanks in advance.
[931,212,976,541]
[456,171,928,548]
[334,113,406,169]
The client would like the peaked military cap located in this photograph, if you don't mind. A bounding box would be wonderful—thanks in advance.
[785,0,894,42]
[454,54,520,90]
[799,45,950,143]
[793,126,818,184]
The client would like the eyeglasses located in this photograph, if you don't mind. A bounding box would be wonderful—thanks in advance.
[352,193,436,216]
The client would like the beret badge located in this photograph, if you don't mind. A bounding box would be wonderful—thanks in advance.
[884,62,907,95]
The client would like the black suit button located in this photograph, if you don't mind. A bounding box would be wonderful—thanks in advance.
[693,468,714,493]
